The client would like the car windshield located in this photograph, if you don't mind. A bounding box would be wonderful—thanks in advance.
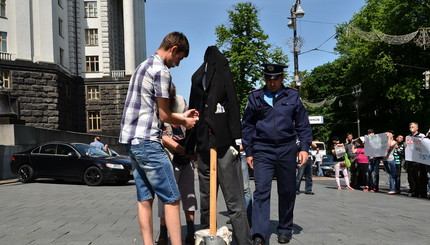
[109,149,120,156]
[323,155,333,162]
[74,144,110,157]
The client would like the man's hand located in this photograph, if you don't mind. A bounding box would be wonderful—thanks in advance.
[183,117,198,129]
[298,151,309,166]
[246,156,254,169]
[183,109,199,119]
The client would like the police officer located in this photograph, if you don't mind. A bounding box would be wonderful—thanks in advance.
[242,64,312,245]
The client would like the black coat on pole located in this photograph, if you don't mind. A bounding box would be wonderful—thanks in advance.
[185,46,241,153]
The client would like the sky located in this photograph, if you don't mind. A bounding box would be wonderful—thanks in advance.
[145,0,366,100]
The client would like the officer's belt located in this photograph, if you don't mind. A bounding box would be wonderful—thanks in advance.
[255,137,295,145]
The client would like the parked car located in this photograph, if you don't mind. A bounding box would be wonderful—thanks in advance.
[10,142,133,186]
[320,155,335,177]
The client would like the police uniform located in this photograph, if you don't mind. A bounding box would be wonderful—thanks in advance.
[241,64,312,244]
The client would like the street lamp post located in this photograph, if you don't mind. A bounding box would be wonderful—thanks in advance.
[288,0,305,88]
[353,84,362,137]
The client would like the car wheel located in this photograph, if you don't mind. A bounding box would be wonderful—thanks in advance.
[83,166,103,186]
[18,164,35,183]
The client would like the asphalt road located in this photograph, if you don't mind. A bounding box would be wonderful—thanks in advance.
[0,169,429,245]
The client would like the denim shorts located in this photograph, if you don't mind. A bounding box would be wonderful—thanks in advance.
[125,140,180,204]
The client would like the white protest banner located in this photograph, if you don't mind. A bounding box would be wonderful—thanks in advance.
[405,136,430,166]
[364,133,388,157]
[334,144,346,159]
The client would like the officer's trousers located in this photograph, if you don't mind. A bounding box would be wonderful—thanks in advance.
[252,141,297,241]
[197,146,252,245]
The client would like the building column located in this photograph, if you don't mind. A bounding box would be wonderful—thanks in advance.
[123,0,136,76]
[123,0,146,76]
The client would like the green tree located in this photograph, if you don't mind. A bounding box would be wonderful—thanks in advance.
[335,0,430,134]
[215,2,289,114]
[302,0,430,140]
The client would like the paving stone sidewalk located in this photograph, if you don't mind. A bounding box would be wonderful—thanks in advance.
[0,170,429,245]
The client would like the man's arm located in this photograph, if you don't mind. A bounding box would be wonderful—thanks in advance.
[157,98,198,129]
[162,135,185,154]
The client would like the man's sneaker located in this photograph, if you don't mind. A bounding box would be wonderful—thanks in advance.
[252,236,265,245]
[278,233,292,244]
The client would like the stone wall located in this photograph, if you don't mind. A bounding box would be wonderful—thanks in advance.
[85,78,129,136]
[8,69,86,132]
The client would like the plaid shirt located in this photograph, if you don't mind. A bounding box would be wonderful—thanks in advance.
[119,53,171,144]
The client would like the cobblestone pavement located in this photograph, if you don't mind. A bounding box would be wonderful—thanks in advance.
[0,169,429,245]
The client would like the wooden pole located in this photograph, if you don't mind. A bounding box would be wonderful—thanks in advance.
[209,147,217,236]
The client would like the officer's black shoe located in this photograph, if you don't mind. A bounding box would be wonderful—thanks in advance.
[252,236,265,245]
[305,191,315,195]
[278,233,292,244]
[296,191,300,195]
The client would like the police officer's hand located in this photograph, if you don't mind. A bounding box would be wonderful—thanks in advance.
[298,151,309,166]
[246,156,254,169]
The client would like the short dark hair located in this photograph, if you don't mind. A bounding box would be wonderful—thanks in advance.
[159,32,189,57]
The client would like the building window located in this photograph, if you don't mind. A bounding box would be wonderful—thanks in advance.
[0,32,6,52]
[88,111,101,131]
[58,18,63,38]
[1,70,10,89]
[84,1,97,18]
[87,86,100,100]
[85,29,98,46]
[86,56,99,72]
[65,82,71,97]
[0,0,6,18]
[59,48,64,66]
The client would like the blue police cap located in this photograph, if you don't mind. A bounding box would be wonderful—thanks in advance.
[262,63,288,79]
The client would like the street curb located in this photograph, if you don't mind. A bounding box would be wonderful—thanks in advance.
[0,179,18,185]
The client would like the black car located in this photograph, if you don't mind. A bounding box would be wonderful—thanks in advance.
[10,142,133,186]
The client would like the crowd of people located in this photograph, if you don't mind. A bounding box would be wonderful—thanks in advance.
[319,123,430,199]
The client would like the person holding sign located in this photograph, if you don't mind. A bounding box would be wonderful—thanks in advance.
[331,136,354,190]
[405,122,427,198]
[383,130,398,195]
[366,129,383,192]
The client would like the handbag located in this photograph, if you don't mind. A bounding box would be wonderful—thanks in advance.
[344,153,351,168]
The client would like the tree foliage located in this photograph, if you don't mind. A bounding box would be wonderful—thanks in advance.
[302,0,430,141]
[215,2,289,114]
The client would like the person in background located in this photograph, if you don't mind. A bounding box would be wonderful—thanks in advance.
[366,129,381,192]
[157,93,197,245]
[426,130,430,199]
[119,32,198,245]
[345,133,360,189]
[383,130,398,195]
[353,137,369,190]
[405,122,427,198]
[313,147,324,177]
[331,136,354,190]
[296,153,315,195]
[393,135,404,194]
[90,136,104,150]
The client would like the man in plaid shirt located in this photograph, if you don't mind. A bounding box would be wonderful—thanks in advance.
[120,32,198,245]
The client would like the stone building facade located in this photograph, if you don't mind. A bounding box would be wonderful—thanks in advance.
[0,0,146,137]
